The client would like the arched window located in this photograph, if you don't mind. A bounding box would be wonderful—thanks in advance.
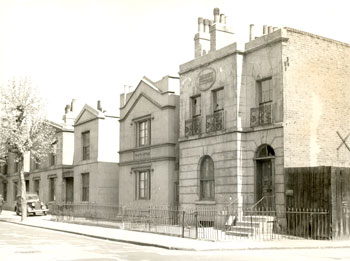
[200,156,215,200]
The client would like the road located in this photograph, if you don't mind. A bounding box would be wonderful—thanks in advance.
[1,220,350,261]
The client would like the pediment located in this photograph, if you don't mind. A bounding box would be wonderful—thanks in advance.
[75,105,102,125]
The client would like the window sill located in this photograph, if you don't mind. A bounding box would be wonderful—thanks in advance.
[195,200,216,205]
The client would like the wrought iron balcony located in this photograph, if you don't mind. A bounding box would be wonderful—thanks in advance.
[206,110,225,133]
[185,117,202,137]
[250,104,272,127]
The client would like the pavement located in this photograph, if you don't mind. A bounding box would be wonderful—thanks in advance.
[1,210,350,251]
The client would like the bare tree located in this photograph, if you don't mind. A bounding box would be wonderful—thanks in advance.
[0,78,55,221]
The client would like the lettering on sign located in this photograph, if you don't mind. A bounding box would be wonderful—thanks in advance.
[198,68,216,91]
[134,150,151,160]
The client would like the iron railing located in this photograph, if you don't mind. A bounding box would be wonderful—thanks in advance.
[48,202,331,241]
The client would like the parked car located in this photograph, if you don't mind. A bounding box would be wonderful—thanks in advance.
[14,193,48,216]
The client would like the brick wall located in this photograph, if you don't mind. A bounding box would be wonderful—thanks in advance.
[283,28,350,168]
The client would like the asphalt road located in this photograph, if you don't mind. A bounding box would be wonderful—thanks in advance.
[1,221,350,261]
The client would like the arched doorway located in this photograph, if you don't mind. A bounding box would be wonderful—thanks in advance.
[255,145,275,209]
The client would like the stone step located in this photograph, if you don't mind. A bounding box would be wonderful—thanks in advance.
[227,225,255,234]
[241,215,275,223]
[235,221,261,228]
[225,230,250,237]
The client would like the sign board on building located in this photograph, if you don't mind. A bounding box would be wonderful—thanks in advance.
[134,150,151,160]
[198,68,216,91]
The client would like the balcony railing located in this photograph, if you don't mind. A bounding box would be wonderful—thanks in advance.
[185,117,202,137]
[250,104,272,127]
[206,110,225,133]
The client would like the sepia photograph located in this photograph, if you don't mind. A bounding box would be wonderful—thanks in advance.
[0,0,349,260]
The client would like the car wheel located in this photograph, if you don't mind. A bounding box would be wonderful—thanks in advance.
[43,211,47,216]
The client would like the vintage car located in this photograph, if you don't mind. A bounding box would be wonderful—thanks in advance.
[14,193,49,216]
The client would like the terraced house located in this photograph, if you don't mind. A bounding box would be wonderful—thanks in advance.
[178,7,350,236]
[119,76,180,207]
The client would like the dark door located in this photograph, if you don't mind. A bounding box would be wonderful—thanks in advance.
[256,160,274,209]
[65,178,74,203]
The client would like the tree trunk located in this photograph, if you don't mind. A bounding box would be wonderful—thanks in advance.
[19,158,27,221]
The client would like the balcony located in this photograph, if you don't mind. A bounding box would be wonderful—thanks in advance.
[250,104,272,127]
[185,117,202,137]
[206,110,225,133]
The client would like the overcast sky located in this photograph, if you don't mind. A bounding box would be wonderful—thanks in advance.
[0,0,348,122]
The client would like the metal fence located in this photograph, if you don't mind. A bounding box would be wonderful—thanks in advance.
[48,202,330,241]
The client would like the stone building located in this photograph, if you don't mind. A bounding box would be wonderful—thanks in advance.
[72,101,119,204]
[119,76,180,207]
[0,99,78,208]
[178,8,350,215]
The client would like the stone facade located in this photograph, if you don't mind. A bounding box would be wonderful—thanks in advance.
[119,76,179,207]
[73,102,119,204]
[178,8,350,213]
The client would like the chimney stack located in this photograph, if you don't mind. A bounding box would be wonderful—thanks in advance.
[249,24,255,41]
[210,8,234,51]
[194,17,210,58]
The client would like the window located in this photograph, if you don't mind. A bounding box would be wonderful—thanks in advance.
[137,120,150,147]
[82,131,90,160]
[49,177,56,201]
[82,173,89,202]
[25,180,29,192]
[34,179,40,196]
[258,78,273,104]
[191,95,201,117]
[50,153,56,166]
[2,182,7,201]
[200,156,215,200]
[213,88,224,111]
[136,170,150,200]
[50,142,57,166]
[34,158,40,170]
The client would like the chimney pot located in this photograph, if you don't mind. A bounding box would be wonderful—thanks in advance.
[65,105,70,114]
[198,17,204,32]
[213,8,220,23]
[263,25,268,35]
[71,99,76,112]
[97,100,102,112]
[204,19,210,33]
[249,24,255,41]
[268,26,273,34]
[220,14,226,24]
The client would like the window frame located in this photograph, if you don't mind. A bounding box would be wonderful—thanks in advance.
[136,119,151,147]
[212,88,224,112]
[258,78,273,105]
[82,131,90,160]
[81,173,90,202]
[135,169,151,200]
[191,95,201,118]
[199,156,215,201]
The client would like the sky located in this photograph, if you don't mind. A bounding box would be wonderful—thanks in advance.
[0,0,348,122]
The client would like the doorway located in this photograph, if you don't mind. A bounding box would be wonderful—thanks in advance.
[65,177,74,203]
[255,145,275,209]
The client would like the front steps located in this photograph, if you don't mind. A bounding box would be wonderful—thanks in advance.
[225,215,275,238]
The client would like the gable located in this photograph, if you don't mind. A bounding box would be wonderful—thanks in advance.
[75,109,97,125]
